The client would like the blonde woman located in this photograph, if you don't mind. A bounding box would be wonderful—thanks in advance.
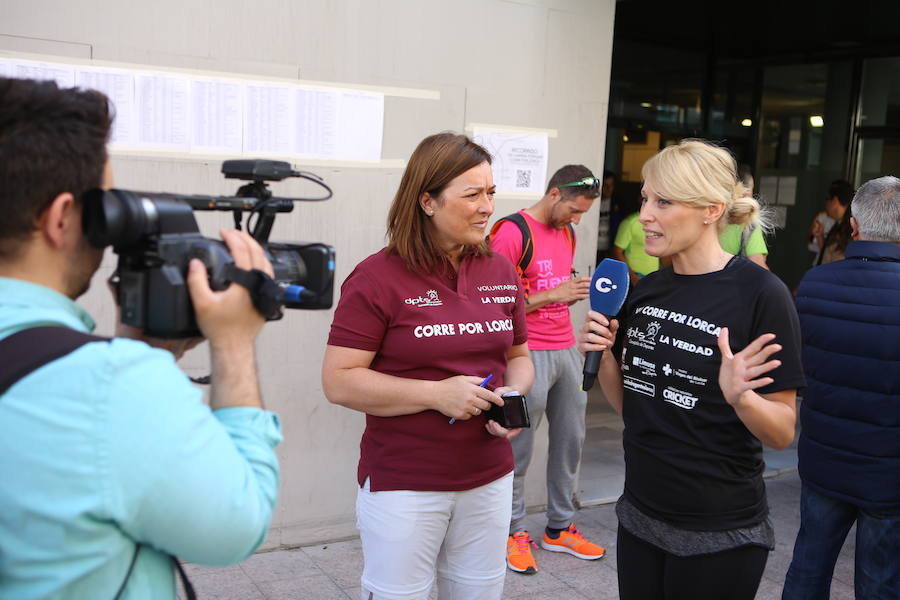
[580,139,804,599]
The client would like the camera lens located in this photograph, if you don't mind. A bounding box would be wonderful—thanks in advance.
[83,189,153,249]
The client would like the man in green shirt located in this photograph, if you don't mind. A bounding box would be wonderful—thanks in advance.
[719,224,769,269]
[612,212,659,285]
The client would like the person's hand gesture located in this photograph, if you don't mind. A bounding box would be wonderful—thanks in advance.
[717,328,782,406]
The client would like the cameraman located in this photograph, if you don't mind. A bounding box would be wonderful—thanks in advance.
[0,78,282,599]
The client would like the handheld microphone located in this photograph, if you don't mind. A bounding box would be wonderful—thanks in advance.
[582,259,630,391]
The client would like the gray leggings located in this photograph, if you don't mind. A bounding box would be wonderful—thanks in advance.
[509,346,587,533]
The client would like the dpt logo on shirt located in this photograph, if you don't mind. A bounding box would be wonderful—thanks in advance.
[404,289,443,307]
[627,320,661,351]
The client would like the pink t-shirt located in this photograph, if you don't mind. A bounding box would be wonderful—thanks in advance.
[327,248,527,492]
[490,211,576,350]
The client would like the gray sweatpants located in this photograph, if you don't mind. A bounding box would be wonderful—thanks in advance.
[509,345,588,534]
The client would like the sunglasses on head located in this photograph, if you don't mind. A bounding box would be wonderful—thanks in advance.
[556,176,601,192]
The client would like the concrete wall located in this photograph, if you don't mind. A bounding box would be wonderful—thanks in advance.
[1,0,615,548]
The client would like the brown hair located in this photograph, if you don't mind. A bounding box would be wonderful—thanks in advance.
[386,132,492,273]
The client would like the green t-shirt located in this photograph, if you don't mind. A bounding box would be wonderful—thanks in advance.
[719,224,768,256]
[614,213,659,276]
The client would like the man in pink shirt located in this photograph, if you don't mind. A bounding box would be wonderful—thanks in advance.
[490,165,607,575]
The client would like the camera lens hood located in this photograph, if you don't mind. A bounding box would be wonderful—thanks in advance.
[83,189,153,249]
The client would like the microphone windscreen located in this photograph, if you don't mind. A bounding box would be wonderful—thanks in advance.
[588,259,630,317]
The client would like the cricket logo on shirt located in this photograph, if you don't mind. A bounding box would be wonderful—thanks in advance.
[662,386,699,410]
[405,289,443,307]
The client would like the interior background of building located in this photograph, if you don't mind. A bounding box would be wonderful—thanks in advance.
[604,0,900,290]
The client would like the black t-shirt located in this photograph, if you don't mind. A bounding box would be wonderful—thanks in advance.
[615,257,805,530]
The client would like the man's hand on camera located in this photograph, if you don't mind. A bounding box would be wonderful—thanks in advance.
[186,229,273,350]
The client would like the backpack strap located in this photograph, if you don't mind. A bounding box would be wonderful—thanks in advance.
[489,213,535,273]
[488,213,579,298]
[0,326,109,395]
[563,223,576,274]
[489,213,536,300]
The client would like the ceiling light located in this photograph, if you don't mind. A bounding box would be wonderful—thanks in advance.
[741,118,752,127]
[623,135,629,142]
[809,115,824,127]
[640,102,652,108]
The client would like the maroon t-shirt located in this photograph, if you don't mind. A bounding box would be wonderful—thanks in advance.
[328,248,528,492]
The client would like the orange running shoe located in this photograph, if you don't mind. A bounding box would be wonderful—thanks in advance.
[506,530,538,574]
[540,524,605,560]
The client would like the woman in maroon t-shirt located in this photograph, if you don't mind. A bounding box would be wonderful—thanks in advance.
[323,133,534,600]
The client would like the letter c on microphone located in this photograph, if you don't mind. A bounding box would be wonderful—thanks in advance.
[595,277,617,293]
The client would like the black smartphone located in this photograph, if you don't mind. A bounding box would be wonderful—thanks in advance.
[486,393,531,429]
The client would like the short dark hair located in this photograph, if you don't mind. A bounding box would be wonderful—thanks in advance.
[546,164,600,200]
[0,78,112,259]
[828,179,854,207]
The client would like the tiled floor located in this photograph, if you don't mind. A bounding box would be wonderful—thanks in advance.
[182,470,855,600]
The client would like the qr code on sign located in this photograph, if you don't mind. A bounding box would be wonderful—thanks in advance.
[515,169,532,189]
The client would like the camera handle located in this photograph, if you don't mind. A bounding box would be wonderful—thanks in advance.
[224,263,284,321]
[186,265,283,387]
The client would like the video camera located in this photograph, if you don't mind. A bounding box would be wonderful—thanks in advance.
[82,159,335,338]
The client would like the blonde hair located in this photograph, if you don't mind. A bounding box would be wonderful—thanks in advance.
[641,139,770,233]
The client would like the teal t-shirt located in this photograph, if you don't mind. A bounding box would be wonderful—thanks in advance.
[0,277,283,600]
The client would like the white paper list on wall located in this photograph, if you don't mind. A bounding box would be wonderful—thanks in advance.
[243,82,295,156]
[12,60,76,89]
[0,56,385,162]
[135,73,191,150]
[294,88,338,157]
[74,67,137,146]
[191,79,243,154]
[337,90,384,161]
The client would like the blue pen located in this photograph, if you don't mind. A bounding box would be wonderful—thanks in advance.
[449,374,493,424]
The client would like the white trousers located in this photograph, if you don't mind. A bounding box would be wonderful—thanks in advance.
[357,471,513,600]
